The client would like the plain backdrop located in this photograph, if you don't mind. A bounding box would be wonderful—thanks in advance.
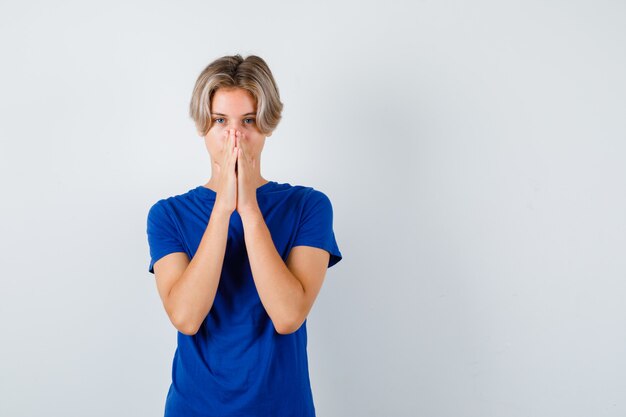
[1,1,625,416]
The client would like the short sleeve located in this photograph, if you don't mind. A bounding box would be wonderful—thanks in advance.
[146,201,186,274]
[292,189,343,268]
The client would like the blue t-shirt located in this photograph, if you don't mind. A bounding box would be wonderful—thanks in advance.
[146,180,342,417]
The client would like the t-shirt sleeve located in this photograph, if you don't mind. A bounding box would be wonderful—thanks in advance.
[146,201,186,274]
[292,189,343,268]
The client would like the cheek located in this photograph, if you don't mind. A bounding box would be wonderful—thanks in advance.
[204,138,222,155]
[248,141,265,157]
[243,136,262,150]
[207,127,230,146]
[242,128,263,140]
[209,125,227,137]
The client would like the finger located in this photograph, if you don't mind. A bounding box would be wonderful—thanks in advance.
[233,131,241,153]
[220,129,229,153]
[224,129,230,146]
[237,131,250,161]
[237,148,243,175]
[231,139,238,167]
[237,144,244,174]
[229,130,237,158]
[235,131,242,151]
[222,131,232,167]
[237,132,253,165]
[237,140,248,166]
[223,130,234,163]
[235,147,241,181]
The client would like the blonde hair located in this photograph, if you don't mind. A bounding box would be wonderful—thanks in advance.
[189,54,284,136]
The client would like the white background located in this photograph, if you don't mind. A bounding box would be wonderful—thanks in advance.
[1,1,625,416]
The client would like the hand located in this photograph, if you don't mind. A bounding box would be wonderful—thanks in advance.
[235,130,260,217]
[213,128,238,214]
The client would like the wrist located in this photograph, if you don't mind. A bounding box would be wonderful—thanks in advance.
[239,206,263,225]
[211,203,234,219]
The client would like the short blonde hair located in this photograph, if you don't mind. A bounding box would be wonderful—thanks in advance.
[189,54,284,136]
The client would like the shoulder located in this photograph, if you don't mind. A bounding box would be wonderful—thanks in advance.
[297,184,334,206]
[147,196,175,217]
[305,187,332,204]
[146,198,176,231]
[283,183,336,218]
[147,187,196,221]
[272,181,334,207]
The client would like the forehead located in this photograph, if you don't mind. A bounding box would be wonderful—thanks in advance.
[211,88,256,113]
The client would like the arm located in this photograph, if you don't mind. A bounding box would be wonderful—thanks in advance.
[154,207,231,335]
[241,208,331,335]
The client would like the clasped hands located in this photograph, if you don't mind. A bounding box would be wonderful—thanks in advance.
[214,128,261,219]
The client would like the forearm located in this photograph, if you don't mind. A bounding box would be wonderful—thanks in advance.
[168,208,231,334]
[241,209,305,334]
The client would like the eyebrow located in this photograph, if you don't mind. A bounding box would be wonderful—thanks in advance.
[212,112,256,116]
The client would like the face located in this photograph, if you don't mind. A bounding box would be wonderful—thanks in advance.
[203,87,269,169]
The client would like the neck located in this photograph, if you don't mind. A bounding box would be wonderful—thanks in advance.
[205,161,267,191]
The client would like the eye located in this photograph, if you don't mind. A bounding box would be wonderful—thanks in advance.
[243,118,255,124]
[214,117,225,124]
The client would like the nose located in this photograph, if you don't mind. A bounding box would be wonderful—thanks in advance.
[224,122,245,134]
[227,127,243,138]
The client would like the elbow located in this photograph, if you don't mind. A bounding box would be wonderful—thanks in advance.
[166,299,214,336]
[274,315,305,335]
[171,311,200,336]
[178,323,199,336]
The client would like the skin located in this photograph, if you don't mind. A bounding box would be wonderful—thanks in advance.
[202,87,271,214]
[152,87,331,336]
